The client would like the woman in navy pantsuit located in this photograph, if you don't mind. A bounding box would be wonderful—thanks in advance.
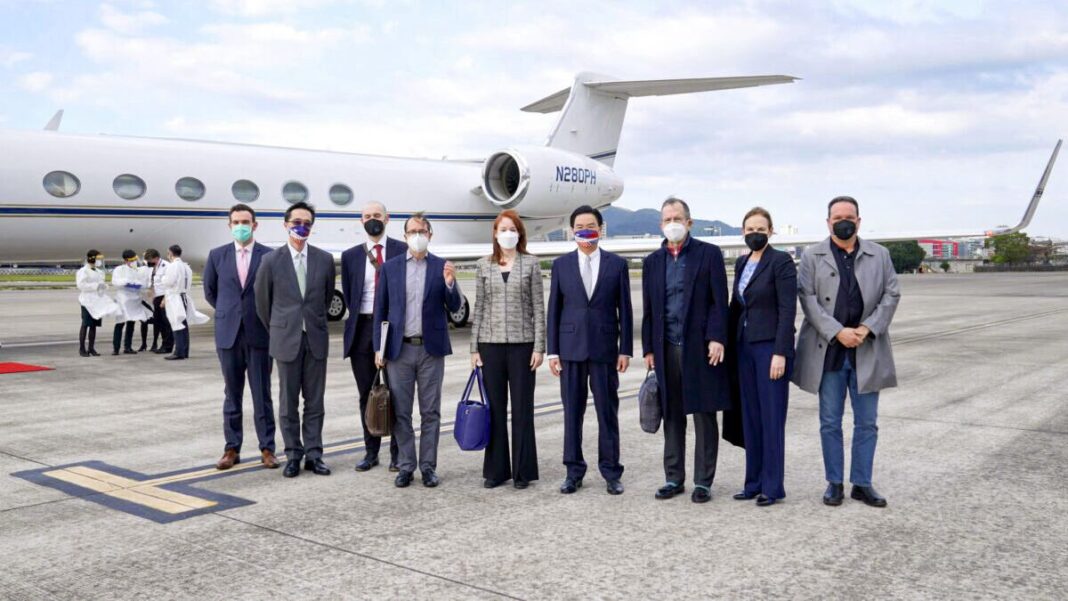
[728,207,797,506]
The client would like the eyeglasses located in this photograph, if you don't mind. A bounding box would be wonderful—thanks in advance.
[406,229,430,236]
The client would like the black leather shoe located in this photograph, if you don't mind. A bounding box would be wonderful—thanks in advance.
[484,478,505,489]
[559,477,582,494]
[304,458,331,476]
[395,470,413,488]
[756,494,777,507]
[112,350,120,356]
[851,485,887,507]
[152,348,169,354]
[354,456,379,472]
[388,461,399,473]
[691,486,712,504]
[733,491,758,501]
[164,354,184,361]
[513,480,529,489]
[606,479,624,495]
[823,482,844,506]
[79,348,90,357]
[137,344,147,352]
[88,349,101,356]
[283,460,300,478]
[123,349,137,355]
[655,482,686,500]
[421,469,440,488]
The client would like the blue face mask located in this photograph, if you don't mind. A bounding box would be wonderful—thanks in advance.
[232,224,253,243]
[574,229,600,247]
[288,223,311,241]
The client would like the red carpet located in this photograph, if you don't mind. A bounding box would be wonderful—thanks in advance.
[0,362,54,375]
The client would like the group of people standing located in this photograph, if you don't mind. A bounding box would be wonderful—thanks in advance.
[195,194,900,508]
[75,245,204,360]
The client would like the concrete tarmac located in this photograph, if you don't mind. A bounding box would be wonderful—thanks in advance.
[0,273,1066,600]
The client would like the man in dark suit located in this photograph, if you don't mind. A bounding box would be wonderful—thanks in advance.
[373,212,462,489]
[547,205,633,496]
[254,201,337,478]
[341,201,405,472]
[642,197,731,504]
[203,204,277,470]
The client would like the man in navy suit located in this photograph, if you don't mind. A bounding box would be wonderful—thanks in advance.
[642,197,731,504]
[547,205,633,496]
[203,203,276,470]
[341,201,406,472]
[373,213,463,489]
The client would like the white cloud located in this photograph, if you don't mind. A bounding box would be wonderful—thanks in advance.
[18,71,53,92]
[99,3,167,34]
[208,0,340,17]
[1,50,32,68]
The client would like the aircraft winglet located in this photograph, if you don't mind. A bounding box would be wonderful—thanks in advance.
[44,109,64,131]
[1003,139,1061,234]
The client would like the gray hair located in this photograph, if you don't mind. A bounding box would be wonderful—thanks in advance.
[661,196,691,220]
[362,200,387,215]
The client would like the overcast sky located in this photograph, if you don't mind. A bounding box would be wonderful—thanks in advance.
[2,0,1067,237]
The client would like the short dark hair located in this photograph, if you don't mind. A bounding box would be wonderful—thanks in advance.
[661,196,691,221]
[144,248,160,260]
[229,203,256,222]
[285,201,316,223]
[87,249,100,260]
[121,249,136,261]
[169,244,182,257]
[569,205,603,228]
[404,212,433,234]
[828,196,859,217]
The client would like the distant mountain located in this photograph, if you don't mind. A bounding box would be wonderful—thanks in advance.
[601,206,740,237]
[545,205,740,240]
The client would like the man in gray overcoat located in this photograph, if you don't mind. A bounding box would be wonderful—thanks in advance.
[793,196,900,508]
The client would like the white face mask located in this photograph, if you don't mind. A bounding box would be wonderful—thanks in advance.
[496,231,519,250]
[662,222,688,243]
[407,233,429,254]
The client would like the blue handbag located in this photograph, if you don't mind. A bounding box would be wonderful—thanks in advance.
[453,366,491,451]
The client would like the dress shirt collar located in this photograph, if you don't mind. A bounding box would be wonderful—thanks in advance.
[577,246,600,263]
[234,240,253,254]
[287,242,306,261]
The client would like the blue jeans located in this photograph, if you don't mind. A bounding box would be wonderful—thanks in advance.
[818,358,879,486]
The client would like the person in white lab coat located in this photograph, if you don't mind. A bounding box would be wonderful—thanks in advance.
[145,248,174,354]
[110,249,151,355]
[75,249,118,357]
[161,244,208,360]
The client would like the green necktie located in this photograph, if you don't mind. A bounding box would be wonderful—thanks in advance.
[296,254,307,298]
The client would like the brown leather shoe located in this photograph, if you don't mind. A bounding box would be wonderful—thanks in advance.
[216,449,239,470]
[261,449,280,469]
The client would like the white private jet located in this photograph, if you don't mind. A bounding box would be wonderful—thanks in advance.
[0,72,1060,325]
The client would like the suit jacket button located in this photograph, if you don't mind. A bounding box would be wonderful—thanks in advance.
[831,272,836,277]
[824,297,831,302]
[818,343,823,348]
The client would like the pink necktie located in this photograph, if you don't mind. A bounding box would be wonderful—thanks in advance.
[238,248,249,288]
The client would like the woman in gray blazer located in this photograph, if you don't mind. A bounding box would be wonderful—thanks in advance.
[471,210,546,489]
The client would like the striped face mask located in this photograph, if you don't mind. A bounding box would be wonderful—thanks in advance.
[574,229,600,248]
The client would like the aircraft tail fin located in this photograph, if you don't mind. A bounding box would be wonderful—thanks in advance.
[1002,139,1061,234]
[521,74,797,166]
[44,110,64,131]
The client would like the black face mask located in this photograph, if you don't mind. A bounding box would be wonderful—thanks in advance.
[744,232,768,252]
[363,219,385,237]
[833,219,857,241]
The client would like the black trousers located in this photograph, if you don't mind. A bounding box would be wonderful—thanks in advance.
[174,320,189,358]
[561,359,623,481]
[663,344,719,487]
[479,342,538,483]
[112,321,135,352]
[152,296,174,352]
[348,314,398,462]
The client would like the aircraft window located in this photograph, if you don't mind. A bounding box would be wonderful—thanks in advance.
[329,184,353,205]
[176,177,205,201]
[113,174,146,200]
[232,179,259,202]
[283,181,308,203]
[42,170,81,198]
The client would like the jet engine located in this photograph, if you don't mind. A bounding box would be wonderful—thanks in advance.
[481,146,623,217]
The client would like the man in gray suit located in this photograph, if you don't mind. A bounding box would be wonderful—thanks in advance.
[793,196,900,508]
[254,201,337,478]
